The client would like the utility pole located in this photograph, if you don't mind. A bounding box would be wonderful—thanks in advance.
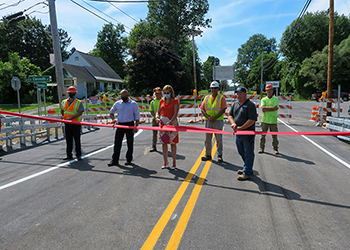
[327,0,334,116]
[260,51,264,100]
[186,29,203,93]
[48,0,65,110]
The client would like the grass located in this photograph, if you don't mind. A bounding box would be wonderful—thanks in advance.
[0,103,53,113]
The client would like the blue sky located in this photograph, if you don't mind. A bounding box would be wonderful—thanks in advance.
[1,0,349,66]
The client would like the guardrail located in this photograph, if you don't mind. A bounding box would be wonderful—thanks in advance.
[326,116,350,141]
[0,114,99,151]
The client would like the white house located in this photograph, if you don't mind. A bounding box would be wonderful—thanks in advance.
[63,50,123,98]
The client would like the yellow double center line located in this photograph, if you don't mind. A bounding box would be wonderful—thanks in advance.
[141,142,217,250]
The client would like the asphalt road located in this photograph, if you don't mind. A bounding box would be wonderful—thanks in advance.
[1,104,350,249]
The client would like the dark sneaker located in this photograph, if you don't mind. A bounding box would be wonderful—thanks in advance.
[258,149,264,154]
[77,156,83,161]
[63,156,73,161]
[125,162,132,166]
[150,148,157,152]
[218,155,223,163]
[237,174,250,181]
[108,161,118,167]
[201,155,212,161]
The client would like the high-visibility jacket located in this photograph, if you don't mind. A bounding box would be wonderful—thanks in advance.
[203,94,224,120]
[62,98,82,121]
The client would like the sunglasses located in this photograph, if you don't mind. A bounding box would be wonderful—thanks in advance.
[211,87,219,89]
[163,92,170,94]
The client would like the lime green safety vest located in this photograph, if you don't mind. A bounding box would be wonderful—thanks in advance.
[62,98,82,121]
[203,94,224,120]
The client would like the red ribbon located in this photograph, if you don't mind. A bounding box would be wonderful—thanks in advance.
[1,110,350,136]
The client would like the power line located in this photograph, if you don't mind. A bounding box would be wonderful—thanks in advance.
[0,0,26,11]
[88,0,165,2]
[80,0,131,30]
[108,1,139,23]
[70,0,130,33]
[262,0,313,70]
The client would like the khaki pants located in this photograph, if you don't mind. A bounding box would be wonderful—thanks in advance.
[259,122,279,150]
[204,120,223,156]
[152,119,158,148]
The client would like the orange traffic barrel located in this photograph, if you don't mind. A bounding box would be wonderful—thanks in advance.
[48,108,56,123]
[310,105,320,122]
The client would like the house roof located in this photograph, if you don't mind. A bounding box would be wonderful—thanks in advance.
[62,63,96,81]
[77,51,123,83]
[63,50,123,83]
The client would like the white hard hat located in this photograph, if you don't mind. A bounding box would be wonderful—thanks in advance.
[210,81,219,88]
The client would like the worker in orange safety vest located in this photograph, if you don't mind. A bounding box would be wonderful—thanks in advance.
[60,86,84,161]
[200,81,227,163]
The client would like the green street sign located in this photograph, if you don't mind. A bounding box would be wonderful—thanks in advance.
[29,75,51,82]
[37,83,47,89]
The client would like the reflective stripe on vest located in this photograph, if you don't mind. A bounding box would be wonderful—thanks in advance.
[62,98,82,121]
[204,94,224,120]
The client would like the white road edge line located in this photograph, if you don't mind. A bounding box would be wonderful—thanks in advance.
[0,129,143,191]
[278,119,350,170]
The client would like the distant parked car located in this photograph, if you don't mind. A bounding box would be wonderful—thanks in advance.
[312,90,350,102]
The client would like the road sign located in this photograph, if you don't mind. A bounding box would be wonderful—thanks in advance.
[213,66,235,81]
[266,81,280,88]
[11,76,21,90]
[37,83,47,89]
[29,75,51,82]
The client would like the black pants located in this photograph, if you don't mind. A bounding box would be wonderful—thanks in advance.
[112,121,134,163]
[65,124,82,158]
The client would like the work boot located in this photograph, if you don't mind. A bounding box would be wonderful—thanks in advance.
[218,155,223,163]
[201,155,212,161]
[237,169,244,175]
[237,174,250,181]
[258,149,264,154]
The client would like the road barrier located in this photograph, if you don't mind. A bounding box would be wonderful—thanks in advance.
[326,116,350,141]
[318,98,343,123]
[0,114,98,151]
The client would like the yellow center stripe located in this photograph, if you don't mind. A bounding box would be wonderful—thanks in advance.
[165,142,217,250]
[140,148,207,250]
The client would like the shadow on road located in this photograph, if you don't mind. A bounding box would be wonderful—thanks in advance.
[263,152,315,165]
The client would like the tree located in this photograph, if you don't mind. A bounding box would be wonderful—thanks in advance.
[127,20,156,50]
[146,0,211,56]
[247,52,281,92]
[298,35,350,98]
[125,37,190,96]
[0,52,41,104]
[0,16,71,71]
[203,56,220,88]
[281,11,350,64]
[235,34,277,88]
[91,23,127,79]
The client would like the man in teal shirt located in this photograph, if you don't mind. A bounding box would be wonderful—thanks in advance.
[259,84,279,154]
[149,87,162,152]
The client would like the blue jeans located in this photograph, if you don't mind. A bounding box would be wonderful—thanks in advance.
[236,135,255,176]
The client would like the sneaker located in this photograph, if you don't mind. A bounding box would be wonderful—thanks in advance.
[170,165,176,170]
[237,174,250,181]
[107,160,118,167]
[258,149,264,154]
[77,156,83,161]
[150,147,157,152]
[274,150,279,155]
[125,161,132,166]
[201,155,212,161]
[218,155,223,163]
[63,156,73,161]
